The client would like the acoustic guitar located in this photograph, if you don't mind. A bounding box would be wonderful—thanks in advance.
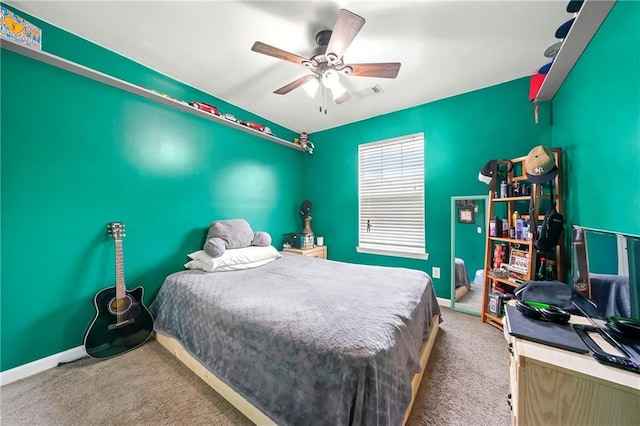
[83,222,154,359]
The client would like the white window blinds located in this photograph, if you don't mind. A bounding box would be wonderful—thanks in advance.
[358,133,425,258]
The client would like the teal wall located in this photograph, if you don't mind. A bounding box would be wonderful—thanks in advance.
[1,7,302,371]
[552,1,640,236]
[585,232,618,275]
[3,1,637,373]
[305,79,552,297]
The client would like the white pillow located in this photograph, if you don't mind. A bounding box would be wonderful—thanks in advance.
[185,257,277,272]
[186,245,281,272]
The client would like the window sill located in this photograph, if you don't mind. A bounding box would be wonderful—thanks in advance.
[356,246,429,260]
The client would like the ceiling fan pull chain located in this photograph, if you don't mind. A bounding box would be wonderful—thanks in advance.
[324,86,328,114]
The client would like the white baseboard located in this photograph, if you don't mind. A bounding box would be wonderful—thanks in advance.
[0,346,87,386]
[437,297,451,307]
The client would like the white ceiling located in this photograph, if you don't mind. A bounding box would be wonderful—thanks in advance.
[9,1,571,133]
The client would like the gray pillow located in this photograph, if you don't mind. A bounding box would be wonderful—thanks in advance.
[203,237,226,258]
[251,231,272,247]
[206,219,254,249]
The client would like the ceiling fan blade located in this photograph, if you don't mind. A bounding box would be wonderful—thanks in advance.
[347,63,401,78]
[274,75,316,95]
[326,9,366,59]
[251,41,309,66]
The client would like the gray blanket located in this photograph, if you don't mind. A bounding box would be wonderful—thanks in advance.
[590,273,631,318]
[151,253,440,426]
[455,258,470,290]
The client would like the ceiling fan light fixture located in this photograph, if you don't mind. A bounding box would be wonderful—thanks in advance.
[303,77,320,98]
[321,69,347,100]
[330,84,347,100]
[321,69,339,88]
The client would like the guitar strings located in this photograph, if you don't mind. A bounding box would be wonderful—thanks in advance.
[115,238,124,325]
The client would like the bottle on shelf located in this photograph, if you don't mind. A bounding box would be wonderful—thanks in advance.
[537,257,547,281]
[546,262,555,281]
[516,218,524,240]
[512,211,520,227]
[490,216,502,237]
[500,181,508,198]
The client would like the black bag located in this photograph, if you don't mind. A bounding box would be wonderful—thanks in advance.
[530,182,564,251]
[514,280,576,312]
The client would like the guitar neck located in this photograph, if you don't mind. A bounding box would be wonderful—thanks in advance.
[114,239,126,299]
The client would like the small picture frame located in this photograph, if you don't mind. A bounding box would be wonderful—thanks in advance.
[458,207,475,224]
[456,199,476,208]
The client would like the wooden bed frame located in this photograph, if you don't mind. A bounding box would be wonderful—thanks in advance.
[154,313,440,425]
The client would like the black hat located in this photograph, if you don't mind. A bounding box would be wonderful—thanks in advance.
[479,160,512,185]
[567,0,583,14]
[555,18,575,39]
[478,160,497,185]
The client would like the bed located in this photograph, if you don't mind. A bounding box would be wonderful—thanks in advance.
[454,258,470,301]
[151,251,441,425]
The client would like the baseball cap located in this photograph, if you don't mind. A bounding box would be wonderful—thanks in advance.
[478,160,497,185]
[544,41,563,58]
[538,61,554,75]
[567,0,583,13]
[478,159,513,185]
[555,18,575,39]
[525,145,558,183]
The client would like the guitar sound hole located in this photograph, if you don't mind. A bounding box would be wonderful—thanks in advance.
[108,296,133,315]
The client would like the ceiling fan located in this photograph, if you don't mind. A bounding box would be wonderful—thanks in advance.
[251,9,401,108]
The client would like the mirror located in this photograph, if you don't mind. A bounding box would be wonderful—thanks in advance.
[451,195,488,315]
[572,226,640,321]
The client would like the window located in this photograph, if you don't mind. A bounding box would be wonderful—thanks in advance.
[357,133,426,259]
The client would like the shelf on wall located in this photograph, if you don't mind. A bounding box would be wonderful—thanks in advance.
[492,196,531,202]
[535,0,616,101]
[488,276,519,289]
[0,39,306,152]
[481,149,565,330]
[489,237,531,244]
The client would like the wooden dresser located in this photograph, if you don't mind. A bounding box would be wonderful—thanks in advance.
[504,312,640,425]
[282,246,327,259]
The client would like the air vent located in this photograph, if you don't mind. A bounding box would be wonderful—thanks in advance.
[351,84,384,100]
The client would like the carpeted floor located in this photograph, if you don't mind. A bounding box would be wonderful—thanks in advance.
[453,284,484,315]
[1,307,511,425]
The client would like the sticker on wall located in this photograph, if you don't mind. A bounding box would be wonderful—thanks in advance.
[1,6,41,50]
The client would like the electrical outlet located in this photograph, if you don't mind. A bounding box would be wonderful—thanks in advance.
[432,267,440,279]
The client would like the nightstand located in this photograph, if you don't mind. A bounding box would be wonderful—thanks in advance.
[282,246,327,259]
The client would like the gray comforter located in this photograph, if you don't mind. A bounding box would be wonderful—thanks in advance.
[151,253,441,426]
[455,258,470,290]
